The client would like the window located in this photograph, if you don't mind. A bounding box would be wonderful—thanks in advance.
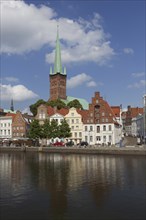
[90,126,93,131]
[102,112,105,116]
[76,125,79,129]
[79,132,82,137]
[96,113,100,118]
[96,100,99,103]
[109,135,112,142]
[71,113,74,116]
[102,118,105,122]
[90,119,93,123]
[85,126,88,131]
[103,125,106,131]
[109,125,111,131]
[75,132,77,137]
[90,136,93,142]
[4,123,6,127]
[72,119,74,124]
[71,126,74,130]
[105,118,108,122]
[97,126,100,133]
[90,112,93,117]
[8,130,10,135]
[76,119,79,123]
[85,136,88,142]
[103,136,106,142]
[96,136,101,141]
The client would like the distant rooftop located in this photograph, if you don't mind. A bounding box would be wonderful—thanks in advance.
[61,96,89,110]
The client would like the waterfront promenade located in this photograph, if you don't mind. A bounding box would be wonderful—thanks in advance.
[0,145,146,156]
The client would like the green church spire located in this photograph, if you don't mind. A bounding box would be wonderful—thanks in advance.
[54,25,62,74]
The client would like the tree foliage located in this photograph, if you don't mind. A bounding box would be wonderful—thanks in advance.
[29,99,46,116]
[67,99,83,109]
[49,119,59,138]
[47,99,66,109]
[42,119,51,139]
[28,119,42,139]
[58,119,71,138]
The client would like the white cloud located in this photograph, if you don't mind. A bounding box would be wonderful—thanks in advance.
[67,73,92,88]
[67,73,103,89]
[0,84,39,101]
[128,80,146,89]
[4,77,19,82]
[22,107,33,115]
[131,72,145,78]
[1,0,57,54]
[123,48,134,54]
[86,81,97,87]
[1,1,114,64]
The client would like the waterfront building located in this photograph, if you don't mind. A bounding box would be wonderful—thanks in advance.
[125,106,143,136]
[65,107,83,144]
[80,92,122,146]
[12,111,33,138]
[0,115,13,139]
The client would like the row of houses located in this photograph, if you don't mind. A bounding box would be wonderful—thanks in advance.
[0,93,145,146]
[35,92,123,146]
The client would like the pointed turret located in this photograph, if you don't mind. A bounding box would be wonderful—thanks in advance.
[10,99,14,112]
[54,25,62,74]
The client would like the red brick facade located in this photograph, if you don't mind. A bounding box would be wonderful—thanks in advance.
[78,92,116,124]
[49,73,66,100]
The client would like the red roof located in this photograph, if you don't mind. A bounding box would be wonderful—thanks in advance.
[111,106,120,117]
[130,107,143,118]
[5,113,16,121]
[47,106,69,116]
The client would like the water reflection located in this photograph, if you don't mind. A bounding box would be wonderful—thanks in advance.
[0,153,145,220]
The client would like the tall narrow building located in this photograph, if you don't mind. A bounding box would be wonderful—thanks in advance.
[49,27,67,100]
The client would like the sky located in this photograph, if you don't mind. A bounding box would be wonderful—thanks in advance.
[0,0,146,113]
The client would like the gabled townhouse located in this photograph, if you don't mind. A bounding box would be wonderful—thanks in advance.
[80,92,122,146]
[35,104,49,125]
[125,106,143,136]
[65,107,83,144]
[12,111,33,138]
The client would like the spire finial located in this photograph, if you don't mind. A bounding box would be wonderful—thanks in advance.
[10,99,14,112]
[54,24,62,74]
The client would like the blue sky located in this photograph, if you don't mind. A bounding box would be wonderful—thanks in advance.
[1,0,145,113]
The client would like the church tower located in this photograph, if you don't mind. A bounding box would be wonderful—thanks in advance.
[49,27,67,100]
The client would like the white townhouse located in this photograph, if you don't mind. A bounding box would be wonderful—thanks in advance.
[65,107,83,144]
[0,116,13,139]
[82,122,122,146]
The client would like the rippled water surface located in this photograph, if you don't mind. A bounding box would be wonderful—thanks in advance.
[0,152,145,220]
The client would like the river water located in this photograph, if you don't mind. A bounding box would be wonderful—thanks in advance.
[0,152,145,220]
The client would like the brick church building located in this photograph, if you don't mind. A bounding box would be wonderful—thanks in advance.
[49,28,89,110]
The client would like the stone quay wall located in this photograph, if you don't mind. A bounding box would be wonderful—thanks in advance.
[0,146,146,156]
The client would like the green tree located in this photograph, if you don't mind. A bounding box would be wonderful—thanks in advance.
[67,99,83,109]
[47,99,66,110]
[28,119,42,139]
[29,99,46,116]
[50,119,59,138]
[58,119,71,138]
[42,119,51,139]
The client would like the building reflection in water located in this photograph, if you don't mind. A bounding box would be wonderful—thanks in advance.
[0,153,145,220]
